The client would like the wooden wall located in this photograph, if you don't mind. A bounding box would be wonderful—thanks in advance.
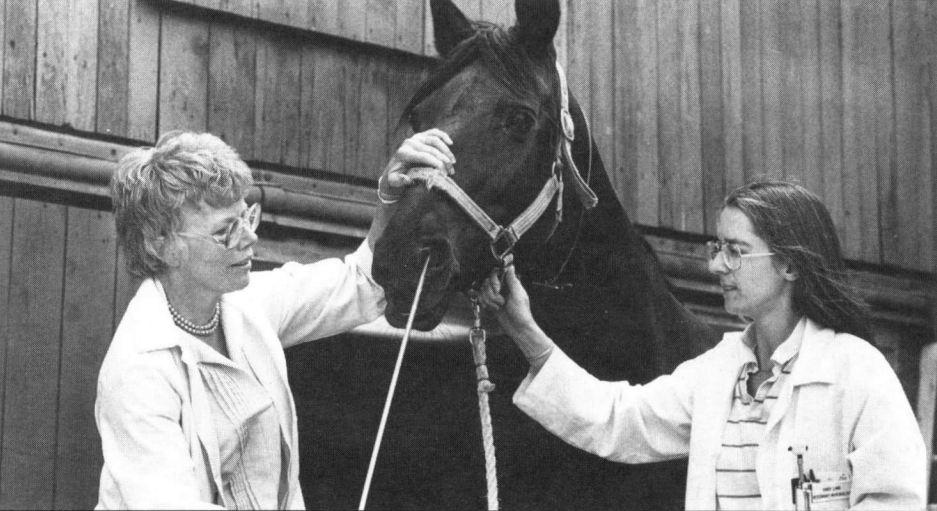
[0,0,932,270]
[0,0,935,508]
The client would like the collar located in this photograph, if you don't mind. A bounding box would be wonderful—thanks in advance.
[737,316,807,370]
[788,317,838,386]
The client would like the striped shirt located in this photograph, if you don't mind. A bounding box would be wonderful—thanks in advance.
[193,340,286,510]
[715,318,805,510]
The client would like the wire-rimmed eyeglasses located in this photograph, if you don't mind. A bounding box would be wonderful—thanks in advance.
[706,240,775,271]
[177,203,261,249]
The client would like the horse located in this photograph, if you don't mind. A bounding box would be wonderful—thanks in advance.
[290,0,719,508]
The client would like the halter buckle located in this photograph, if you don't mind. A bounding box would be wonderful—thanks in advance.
[560,108,575,142]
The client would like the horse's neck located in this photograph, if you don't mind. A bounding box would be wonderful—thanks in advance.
[525,155,718,378]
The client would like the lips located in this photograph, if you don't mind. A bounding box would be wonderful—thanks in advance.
[231,258,252,268]
[721,283,737,293]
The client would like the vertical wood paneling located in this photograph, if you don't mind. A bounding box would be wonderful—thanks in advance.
[890,0,933,271]
[0,0,5,105]
[394,0,424,53]
[300,43,346,173]
[614,0,640,219]
[36,0,96,130]
[54,208,116,509]
[36,0,68,126]
[818,0,845,236]
[841,0,888,263]
[799,0,822,195]
[1,199,67,508]
[307,1,339,36]
[355,53,390,179]
[97,0,130,136]
[759,0,785,178]
[208,21,256,159]
[159,11,210,134]
[700,0,725,233]
[676,0,703,233]
[337,1,366,42]
[566,0,591,129]
[656,0,679,228]
[778,0,807,182]
[635,0,660,227]
[721,0,744,196]
[253,32,301,166]
[127,0,160,142]
[739,0,764,180]
[342,51,364,176]
[0,196,12,481]
[590,1,616,200]
[113,248,140,331]
[3,0,37,119]
[366,0,396,49]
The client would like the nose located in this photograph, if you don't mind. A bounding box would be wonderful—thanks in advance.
[234,224,258,250]
[708,253,729,275]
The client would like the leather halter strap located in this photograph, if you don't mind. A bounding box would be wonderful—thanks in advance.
[408,61,598,266]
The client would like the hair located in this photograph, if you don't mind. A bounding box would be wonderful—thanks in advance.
[723,180,873,342]
[110,131,253,278]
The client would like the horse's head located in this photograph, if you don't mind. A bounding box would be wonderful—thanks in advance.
[373,0,589,330]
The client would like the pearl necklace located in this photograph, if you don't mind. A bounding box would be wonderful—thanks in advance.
[167,299,221,336]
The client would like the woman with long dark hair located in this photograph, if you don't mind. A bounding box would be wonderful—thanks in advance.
[480,180,924,509]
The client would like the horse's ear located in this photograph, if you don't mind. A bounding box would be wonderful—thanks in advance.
[514,0,560,55]
[430,0,475,57]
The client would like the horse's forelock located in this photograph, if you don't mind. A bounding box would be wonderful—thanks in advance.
[402,23,560,128]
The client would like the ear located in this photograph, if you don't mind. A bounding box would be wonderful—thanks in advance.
[782,263,799,282]
[430,0,475,57]
[514,0,561,56]
[149,236,185,268]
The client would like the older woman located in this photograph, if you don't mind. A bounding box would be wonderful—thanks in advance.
[96,129,454,509]
[480,180,925,510]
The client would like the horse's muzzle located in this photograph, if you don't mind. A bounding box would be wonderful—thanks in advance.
[375,238,459,331]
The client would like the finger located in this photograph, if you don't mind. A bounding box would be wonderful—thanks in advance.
[421,128,454,146]
[400,145,452,171]
[386,172,413,188]
[420,135,456,166]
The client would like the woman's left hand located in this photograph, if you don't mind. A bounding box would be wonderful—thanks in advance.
[379,129,455,202]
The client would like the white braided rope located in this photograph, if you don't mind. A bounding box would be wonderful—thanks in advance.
[470,322,499,510]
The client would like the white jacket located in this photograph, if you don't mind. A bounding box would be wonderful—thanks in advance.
[95,243,385,509]
[514,318,926,509]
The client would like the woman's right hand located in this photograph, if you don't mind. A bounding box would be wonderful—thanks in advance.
[478,266,555,367]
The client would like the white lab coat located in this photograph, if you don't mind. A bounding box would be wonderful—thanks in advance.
[514,318,926,510]
[95,243,385,509]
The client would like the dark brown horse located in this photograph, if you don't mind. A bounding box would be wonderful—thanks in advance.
[293,0,719,508]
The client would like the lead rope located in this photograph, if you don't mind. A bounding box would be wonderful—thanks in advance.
[359,256,432,511]
[468,292,499,510]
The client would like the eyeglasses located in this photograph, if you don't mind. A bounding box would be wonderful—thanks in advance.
[177,203,261,249]
[706,240,775,271]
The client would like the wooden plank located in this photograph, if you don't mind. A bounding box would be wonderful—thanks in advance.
[253,32,301,167]
[613,0,639,220]
[354,53,390,180]
[127,0,160,142]
[699,0,725,234]
[720,0,744,196]
[113,248,141,332]
[635,0,659,227]
[97,0,130,136]
[778,0,807,183]
[219,0,251,18]
[739,0,764,180]
[1,199,67,508]
[841,0,886,263]
[35,0,97,130]
[337,1,366,42]
[818,0,844,239]
[3,0,37,119]
[799,0,822,195]
[394,0,424,53]
[54,207,117,509]
[589,1,616,200]
[481,0,514,27]
[255,0,293,27]
[0,196,12,480]
[676,0,702,233]
[35,0,68,126]
[656,0,679,229]
[565,0,591,127]
[366,0,396,48]
[342,50,364,177]
[0,0,5,105]
[159,10,210,134]
[307,0,339,35]
[759,0,784,178]
[890,0,932,271]
[300,43,347,173]
[209,21,256,159]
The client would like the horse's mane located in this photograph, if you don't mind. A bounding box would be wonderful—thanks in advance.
[402,23,561,134]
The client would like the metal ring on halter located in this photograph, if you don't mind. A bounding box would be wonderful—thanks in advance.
[490,227,518,264]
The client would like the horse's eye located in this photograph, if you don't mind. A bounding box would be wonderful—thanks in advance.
[503,110,536,140]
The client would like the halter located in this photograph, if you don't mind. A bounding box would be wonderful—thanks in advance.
[408,61,598,268]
